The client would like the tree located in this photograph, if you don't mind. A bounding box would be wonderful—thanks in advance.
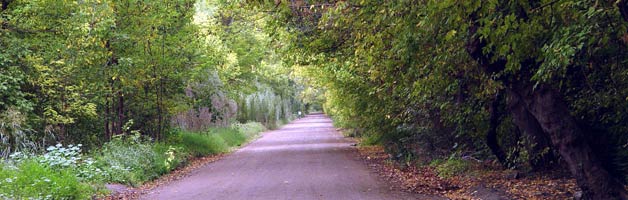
[257,0,628,198]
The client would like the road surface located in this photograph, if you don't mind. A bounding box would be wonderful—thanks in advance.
[141,113,431,200]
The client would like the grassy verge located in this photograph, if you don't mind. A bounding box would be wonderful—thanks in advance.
[0,122,267,199]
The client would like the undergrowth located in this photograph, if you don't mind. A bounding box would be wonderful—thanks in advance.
[0,160,94,199]
[0,122,267,199]
[430,158,470,178]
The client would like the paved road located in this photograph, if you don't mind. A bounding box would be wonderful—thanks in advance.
[141,114,429,200]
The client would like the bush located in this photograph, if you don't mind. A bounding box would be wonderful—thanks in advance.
[152,143,187,172]
[0,122,268,199]
[93,135,164,186]
[180,131,229,157]
[38,144,107,183]
[0,160,94,199]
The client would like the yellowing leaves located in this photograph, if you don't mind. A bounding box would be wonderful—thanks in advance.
[444,30,457,41]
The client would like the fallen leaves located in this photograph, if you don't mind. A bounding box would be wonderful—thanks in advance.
[355,145,579,200]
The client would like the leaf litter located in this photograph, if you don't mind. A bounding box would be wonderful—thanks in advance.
[355,145,580,200]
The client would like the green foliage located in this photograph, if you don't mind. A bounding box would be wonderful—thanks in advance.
[0,0,301,161]
[361,134,382,146]
[178,122,265,157]
[209,128,246,147]
[232,122,266,137]
[0,122,267,199]
[256,0,628,184]
[180,131,229,157]
[0,1,295,197]
[93,136,164,186]
[0,160,94,200]
[151,143,187,173]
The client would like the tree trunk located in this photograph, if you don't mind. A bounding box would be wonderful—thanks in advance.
[156,78,163,140]
[507,88,556,170]
[619,0,628,22]
[105,40,117,140]
[467,14,627,199]
[117,88,124,135]
[486,91,510,168]
[518,83,627,199]
[1,0,11,11]
[104,93,111,140]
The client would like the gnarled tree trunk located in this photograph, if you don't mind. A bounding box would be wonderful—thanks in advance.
[517,83,627,199]
[507,89,556,170]
[485,91,510,168]
[619,0,628,22]
[467,15,627,199]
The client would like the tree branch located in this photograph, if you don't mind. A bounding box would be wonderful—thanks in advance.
[1,0,11,11]
[619,0,628,22]
[529,0,559,13]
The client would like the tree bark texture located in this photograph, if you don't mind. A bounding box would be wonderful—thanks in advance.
[486,91,510,168]
[466,15,627,199]
[1,0,11,11]
[619,0,628,22]
[516,83,627,199]
[117,89,124,135]
[507,89,556,170]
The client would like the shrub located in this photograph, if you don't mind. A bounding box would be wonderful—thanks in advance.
[152,143,187,172]
[0,160,94,199]
[94,136,163,186]
[38,144,107,183]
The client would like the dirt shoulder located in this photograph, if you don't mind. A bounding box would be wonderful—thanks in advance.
[355,145,579,200]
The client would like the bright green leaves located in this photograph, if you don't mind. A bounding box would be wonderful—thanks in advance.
[0,0,203,142]
[2,0,99,127]
[251,0,628,187]
[536,25,590,83]
[0,66,30,113]
[184,0,303,127]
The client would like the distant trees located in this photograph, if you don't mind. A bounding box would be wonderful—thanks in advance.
[260,0,628,198]
[0,0,301,155]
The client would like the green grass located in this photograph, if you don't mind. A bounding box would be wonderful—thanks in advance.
[0,122,269,199]
[233,122,266,136]
[361,133,382,146]
[180,131,229,157]
[0,160,94,199]
[180,122,267,157]
[209,128,247,147]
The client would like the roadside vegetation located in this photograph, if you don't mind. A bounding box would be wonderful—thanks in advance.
[0,122,265,198]
[0,0,302,199]
[4,0,628,199]
[251,0,628,199]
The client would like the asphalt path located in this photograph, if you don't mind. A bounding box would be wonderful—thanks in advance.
[141,113,432,200]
